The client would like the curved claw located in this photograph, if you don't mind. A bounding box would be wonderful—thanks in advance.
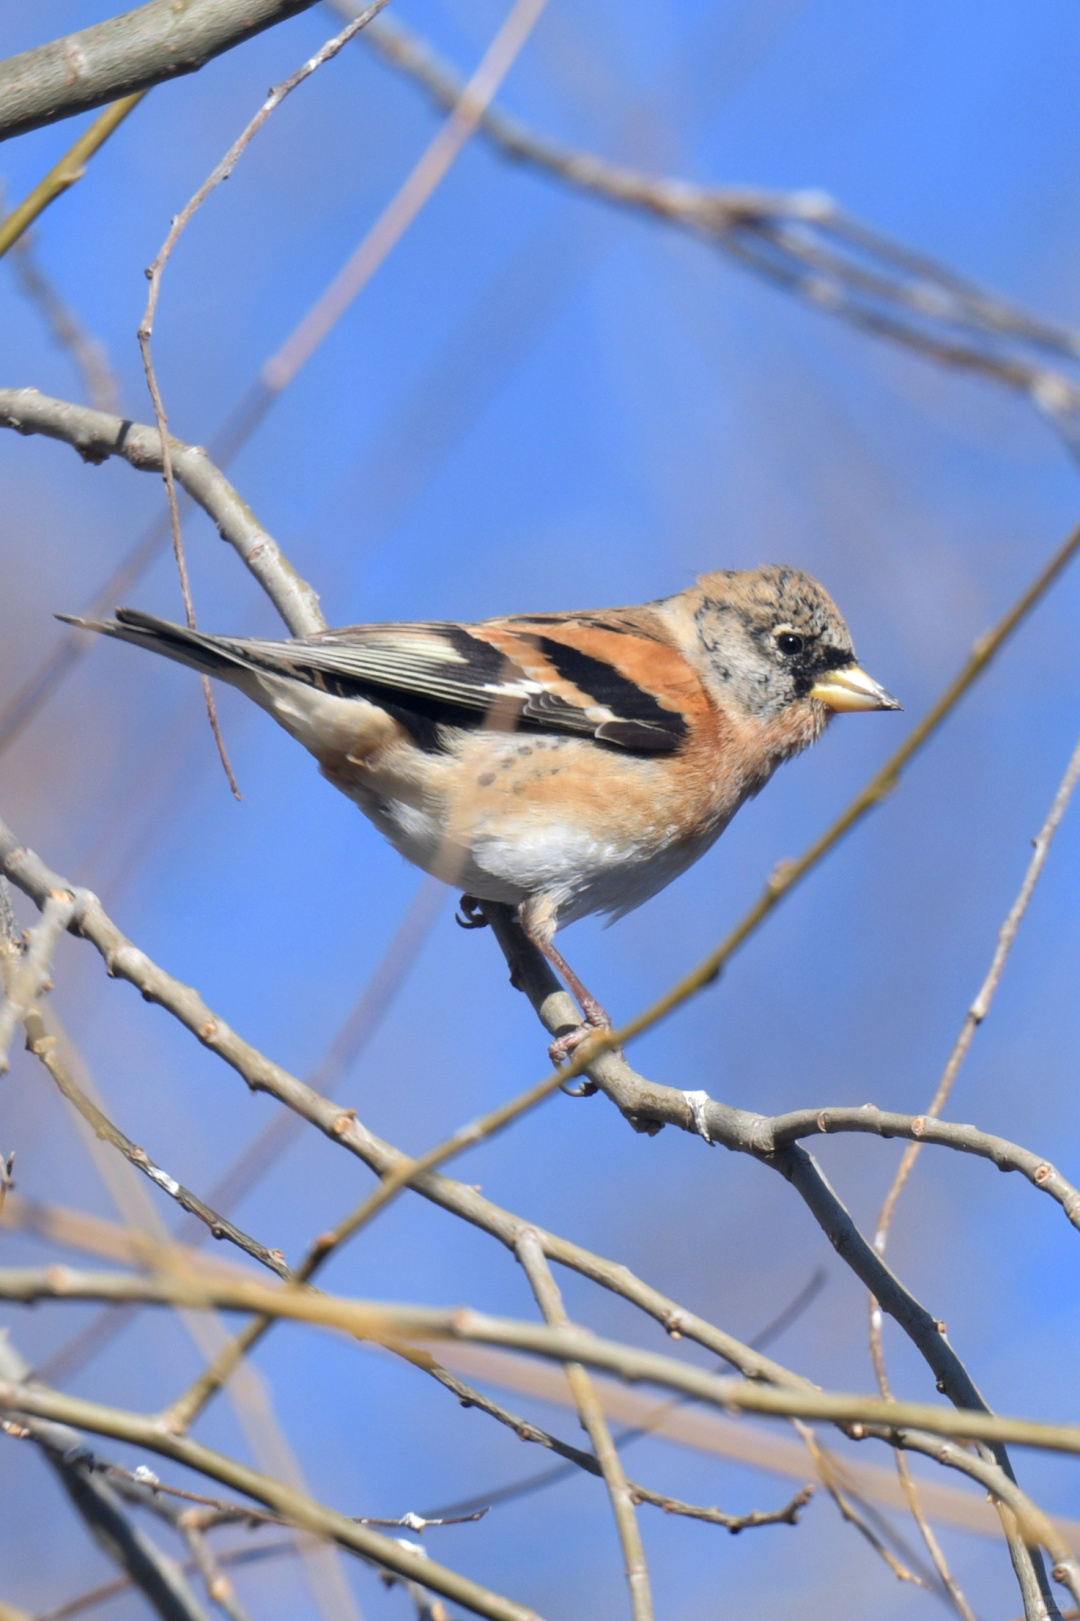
[455,894,489,930]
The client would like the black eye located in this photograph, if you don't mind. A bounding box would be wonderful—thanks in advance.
[776,632,805,656]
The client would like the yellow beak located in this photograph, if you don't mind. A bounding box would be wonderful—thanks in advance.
[810,663,902,713]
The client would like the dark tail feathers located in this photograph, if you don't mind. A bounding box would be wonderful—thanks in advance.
[56,608,251,682]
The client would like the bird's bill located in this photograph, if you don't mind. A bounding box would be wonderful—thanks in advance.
[810,664,902,712]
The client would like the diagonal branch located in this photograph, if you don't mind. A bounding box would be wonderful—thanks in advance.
[352,7,1080,454]
[0,1337,213,1621]
[0,1372,540,1621]
[22,1001,292,1279]
[0,390,324,637]
[0,0,324,144]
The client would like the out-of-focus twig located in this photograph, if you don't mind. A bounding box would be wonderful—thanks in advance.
[0,1371,540,1621]
[0,95,145,259]
[136,0,393,798]
[5,230,121,413]
[0,1336,213,1621]
[352,6,1080,457]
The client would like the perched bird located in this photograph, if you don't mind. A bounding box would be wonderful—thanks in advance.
[63,565,899,1060]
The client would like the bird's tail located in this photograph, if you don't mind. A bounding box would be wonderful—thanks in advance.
[57,608,255,683]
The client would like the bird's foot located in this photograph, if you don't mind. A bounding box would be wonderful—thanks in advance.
[547,1015,612,1091]
[455,894,488,930]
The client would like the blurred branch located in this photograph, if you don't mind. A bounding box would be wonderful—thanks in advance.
[0,1337,213,1621]
[7,233,122,413]
[791,1418,927,1589]
[515,1229,652,1621]
[866,720,1080,1618]
[21,1001,293,1278]
[9,1269,1080,1462]
[0,888,75,1074]
[2,1183,1061,1543]
[0,1373,540,1621]
[0,0,324,143]
[39,1541,308,1621]
[0,389,325,636]
[352,7,1080,454]
[176,1525,254,1621]
[0,95,145,260]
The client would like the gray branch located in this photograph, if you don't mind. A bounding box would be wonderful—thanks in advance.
[0,1337,212,1621]
[0,0,322,144]
[0,389,324,636]
[479,901,1067,1617]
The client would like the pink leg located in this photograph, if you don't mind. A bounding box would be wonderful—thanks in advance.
[519,907,614,1067]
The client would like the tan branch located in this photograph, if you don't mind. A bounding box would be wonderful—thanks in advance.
[516,1229,652,1621]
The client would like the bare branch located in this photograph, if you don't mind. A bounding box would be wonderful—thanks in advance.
[353,7,1080,453]
[0,1338,213,1621]
[10,1269,1080,1463]
[22,1001,293,1278]
[483,909,1066,1613]
[0,889,74,1074]
[0,389,324,636]
[0,1373,542,1621]
[876,723,1080,1253]
[516,1229,652,1621]
[0,0,324,144]
[865,723,1080,1614]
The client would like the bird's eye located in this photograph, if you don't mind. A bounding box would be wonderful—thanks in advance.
[776,632,805,656]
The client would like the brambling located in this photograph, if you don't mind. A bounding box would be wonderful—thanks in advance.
[65,566,899,1060]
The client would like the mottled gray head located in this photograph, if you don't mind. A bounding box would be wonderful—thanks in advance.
[689,565,899,720]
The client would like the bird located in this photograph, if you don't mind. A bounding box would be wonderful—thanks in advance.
[62,565,900,1062]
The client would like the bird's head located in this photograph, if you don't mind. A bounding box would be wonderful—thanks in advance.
[681,564,901,729]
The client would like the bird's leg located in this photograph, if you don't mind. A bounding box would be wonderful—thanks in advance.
[455,894,489,930]
[517,904,613,1070]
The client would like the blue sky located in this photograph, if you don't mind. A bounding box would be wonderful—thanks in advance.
[2,3,1080,1617]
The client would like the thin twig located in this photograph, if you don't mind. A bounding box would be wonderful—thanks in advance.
[2,1285,1079,1604]
[134,0,393,796]
[791,1417,928,1589]
[866,723,1080,1619]
[177,1525,253,1621]
[0,1335,213,1621]
[38,1541,307,1621]
[0,1374,540,1621]
[515,1229,651,1621]
[875,723,1080,1255]
[12,1269,1080,1460]
[21,1003,292,1278]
